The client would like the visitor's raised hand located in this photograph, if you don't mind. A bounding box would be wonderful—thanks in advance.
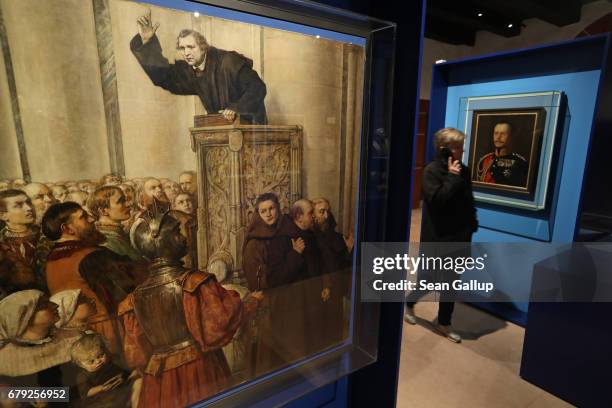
[447,156,461,175]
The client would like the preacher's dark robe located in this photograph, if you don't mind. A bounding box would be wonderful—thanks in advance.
[130,34,267,124]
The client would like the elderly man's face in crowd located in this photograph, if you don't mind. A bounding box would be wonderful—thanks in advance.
[84,183,97,195]
[144,178,167,201]
[313,201,331,231]
[179,173,195,194]
[257,199,279,226]
[164,181,181,202]
[177,34,205,67]
[119,185,136,209]
[23,183,56,223]
[51,185,68,202]
[493,123,512,151]
[105,190,131,222]
[174,193,193,215]
[66,191,88,207]
[0,194,35,227]
[297,202,314,230]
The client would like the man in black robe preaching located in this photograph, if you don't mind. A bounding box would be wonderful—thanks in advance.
[130,9,268,124]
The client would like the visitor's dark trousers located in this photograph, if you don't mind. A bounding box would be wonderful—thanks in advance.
[405,267,456,326]
[405,299,455,326]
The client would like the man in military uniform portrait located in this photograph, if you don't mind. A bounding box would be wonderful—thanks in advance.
[476,122,528,187]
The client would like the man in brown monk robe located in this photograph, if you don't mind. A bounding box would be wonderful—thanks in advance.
[264,199,326,363]
[311,197,354,346]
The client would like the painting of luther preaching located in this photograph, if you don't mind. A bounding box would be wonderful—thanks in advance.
[0,0,365,405]
[468,108,546,196]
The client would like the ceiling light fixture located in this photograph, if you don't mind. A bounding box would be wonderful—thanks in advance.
[477,12,483,17]
[194,11,200,17]
[508,23,513,28]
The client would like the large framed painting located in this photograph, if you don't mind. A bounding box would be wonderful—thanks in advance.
[459,91,565,210]
[0,0,395,406]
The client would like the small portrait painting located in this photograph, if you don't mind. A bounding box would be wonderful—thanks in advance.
[468,108,546,196]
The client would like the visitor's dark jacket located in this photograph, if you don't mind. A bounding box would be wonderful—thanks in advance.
[130,34,267,124]
[266,215,320,287]
[421,154,478,242]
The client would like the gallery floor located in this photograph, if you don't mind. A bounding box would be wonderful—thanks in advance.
[397,209,572,408]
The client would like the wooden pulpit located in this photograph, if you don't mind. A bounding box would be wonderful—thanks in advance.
[190,114,303,284]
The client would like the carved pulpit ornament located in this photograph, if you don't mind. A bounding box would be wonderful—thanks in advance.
[190,114,303,283]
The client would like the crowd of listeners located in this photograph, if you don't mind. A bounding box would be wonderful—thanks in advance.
[0,170,354,407]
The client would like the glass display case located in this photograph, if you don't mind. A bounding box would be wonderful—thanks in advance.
[0,0,397,406]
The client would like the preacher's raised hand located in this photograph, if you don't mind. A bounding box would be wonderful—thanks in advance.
[136,8,160,44]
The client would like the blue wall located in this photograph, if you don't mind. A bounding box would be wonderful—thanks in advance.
[429,37,607,320]
[445,70,601,245]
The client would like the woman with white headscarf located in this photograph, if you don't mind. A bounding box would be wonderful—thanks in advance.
[0,289,82,377]
[50,289,97,334]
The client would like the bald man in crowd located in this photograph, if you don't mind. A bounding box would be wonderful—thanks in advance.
[23,183,57,225]
[139,177,169,209]
[178,171,197,195]
[51,184,68,203]
[266,199,320,287]
[65,191,89,208]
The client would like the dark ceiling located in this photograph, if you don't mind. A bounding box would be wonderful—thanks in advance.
[425,0,603,45]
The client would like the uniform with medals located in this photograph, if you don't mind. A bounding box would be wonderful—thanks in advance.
[477,152,528,187]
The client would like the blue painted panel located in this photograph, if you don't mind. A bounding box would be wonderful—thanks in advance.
[444,69,601,243]
[427,37,608,322]
[474,208,550,240]
[457,91,563,212]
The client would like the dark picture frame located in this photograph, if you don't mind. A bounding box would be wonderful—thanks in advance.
[468,108,547,198]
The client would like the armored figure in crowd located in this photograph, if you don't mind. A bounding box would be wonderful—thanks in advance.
[119,206,262,408]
